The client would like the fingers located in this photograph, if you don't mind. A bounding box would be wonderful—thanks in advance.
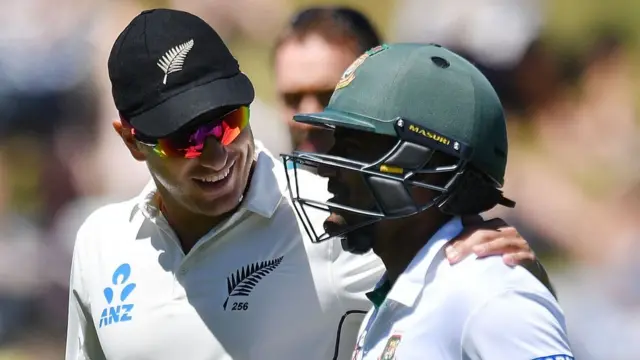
[502,251,537,267]
[446,225,536,266]
[471,232,527,257]
[445,245,462,263]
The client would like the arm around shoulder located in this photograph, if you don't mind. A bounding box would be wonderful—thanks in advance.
[461,289,574,360]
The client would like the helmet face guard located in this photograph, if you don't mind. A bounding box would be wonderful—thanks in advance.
[281,117,474,249]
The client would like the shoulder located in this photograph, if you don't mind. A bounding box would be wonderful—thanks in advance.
[438,255,559,315]
[69,196,141,298]
[73,196,141,255]
[434,257,572,357]
[78,198,139,235]
[458,254,553,294]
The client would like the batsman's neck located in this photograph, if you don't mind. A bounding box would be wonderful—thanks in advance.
[373,211,450,285]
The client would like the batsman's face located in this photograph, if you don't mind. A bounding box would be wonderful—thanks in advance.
[275,34,358,152]
[318,127,397,237]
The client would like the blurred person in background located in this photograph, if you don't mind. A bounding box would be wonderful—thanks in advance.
[273,7,382,154]
[67,9,542,360]
[0,0,101,354]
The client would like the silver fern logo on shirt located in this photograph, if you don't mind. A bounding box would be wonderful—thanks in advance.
[223,256,284,311]
[157,39,194,84]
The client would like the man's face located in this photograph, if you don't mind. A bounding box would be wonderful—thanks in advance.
[318,127,397,238]
[275,34,359,152]
[122,114,255,218]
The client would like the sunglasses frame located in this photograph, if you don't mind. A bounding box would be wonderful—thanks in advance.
[130,106,250,158]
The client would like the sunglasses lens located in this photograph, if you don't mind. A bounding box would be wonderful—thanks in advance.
[220,106,250,146]
[153,106,250,158]
[157,138,194,158]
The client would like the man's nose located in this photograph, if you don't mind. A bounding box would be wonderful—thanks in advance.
[298,94,324,114]
[198,137,228,170]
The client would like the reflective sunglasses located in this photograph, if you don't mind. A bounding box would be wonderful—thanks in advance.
[133,106,250,159]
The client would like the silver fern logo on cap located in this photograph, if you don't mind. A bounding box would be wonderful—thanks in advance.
[157,39,194,84]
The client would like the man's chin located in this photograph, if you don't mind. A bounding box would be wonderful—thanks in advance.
[322,213,373,254]
[341,232,374,254]
[190,188,244,217]
[201,204,242,219]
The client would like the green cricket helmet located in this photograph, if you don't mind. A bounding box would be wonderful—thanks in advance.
[281,43,515,253]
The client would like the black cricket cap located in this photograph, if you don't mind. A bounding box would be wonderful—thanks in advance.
[108,8,254,138]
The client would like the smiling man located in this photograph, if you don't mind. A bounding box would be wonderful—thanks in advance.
[66,9,545,360]
[282,43,572,359]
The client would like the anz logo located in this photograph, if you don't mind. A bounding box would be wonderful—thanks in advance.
[99,263,136,328]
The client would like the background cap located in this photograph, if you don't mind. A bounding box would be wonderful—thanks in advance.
[293,43,508,185]
[108,8,254,138]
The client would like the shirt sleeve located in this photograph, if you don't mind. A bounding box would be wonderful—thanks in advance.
[65,225,106,360]
[520,259,557,299]
[461,289,574,360]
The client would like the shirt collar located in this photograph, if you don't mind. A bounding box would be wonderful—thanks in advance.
[366,276,391,309]
[240,144,288,218]
[131,141,287,222]
[365,217,464,308]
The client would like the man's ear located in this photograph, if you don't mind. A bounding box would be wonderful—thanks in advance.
[113,120,146,162]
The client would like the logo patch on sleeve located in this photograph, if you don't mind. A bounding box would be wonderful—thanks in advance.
[532,355,574,360]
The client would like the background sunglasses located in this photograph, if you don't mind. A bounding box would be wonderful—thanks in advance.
[133,106,250,159]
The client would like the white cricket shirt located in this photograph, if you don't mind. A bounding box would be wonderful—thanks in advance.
[352,217,574,360]
[65,145,384,360]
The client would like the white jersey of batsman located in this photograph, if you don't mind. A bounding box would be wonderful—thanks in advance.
[351,217,574,360]
[65,146,384,360]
